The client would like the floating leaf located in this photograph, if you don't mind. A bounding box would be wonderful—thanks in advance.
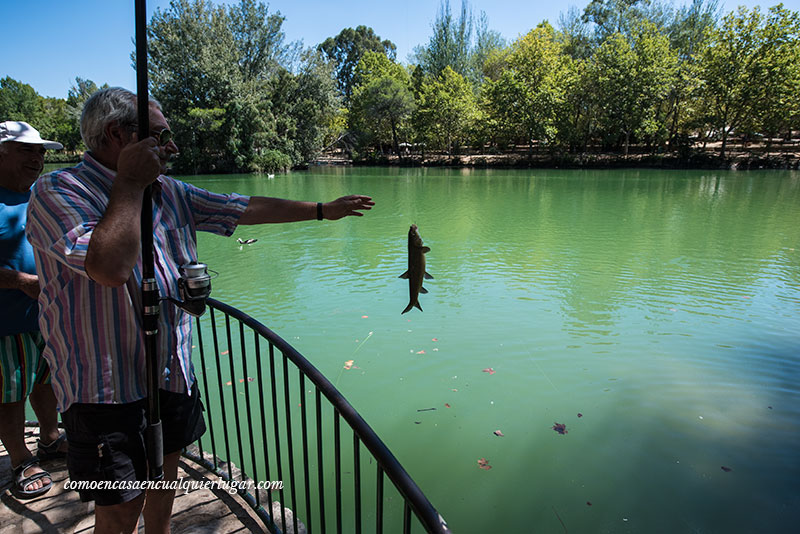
[577,413,583,418]
[361,315,369,319]
[482,368,496,375]
[477,458,492,470]
[417,350,426,354]
[587,501,592,506]
[493,430,504,437]
[432,338,438,342]
[553,422,568,435]
[344,360,355,370]
[444,403,451,408]
[225,381,232,386]
[221,350,229,355]
[721,466,732,472]
[417,407,436,412]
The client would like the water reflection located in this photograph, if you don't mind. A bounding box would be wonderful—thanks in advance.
[188,167,800,534]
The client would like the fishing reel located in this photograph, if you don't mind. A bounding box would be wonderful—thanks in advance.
[165,261,216,317]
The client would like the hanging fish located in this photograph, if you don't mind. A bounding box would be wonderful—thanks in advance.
[399,224,433,314]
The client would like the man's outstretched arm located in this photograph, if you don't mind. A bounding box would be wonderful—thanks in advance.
[238,195,374,225]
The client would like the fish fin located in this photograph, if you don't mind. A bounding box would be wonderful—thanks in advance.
[420,287,428,294]
[399,270,410,279]
[401,302,414,314]
[422,246,431,253]
[424,272,434,280]
[415,302,423,311]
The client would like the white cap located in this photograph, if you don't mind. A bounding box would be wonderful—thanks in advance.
[0,121,63,150]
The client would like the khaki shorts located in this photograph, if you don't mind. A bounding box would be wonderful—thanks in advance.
[0,331,49,404]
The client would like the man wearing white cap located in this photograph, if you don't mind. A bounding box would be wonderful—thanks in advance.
[0,121,67,499]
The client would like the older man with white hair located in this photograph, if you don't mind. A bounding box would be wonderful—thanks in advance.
[25,87,373,533]
[0,120,66,499]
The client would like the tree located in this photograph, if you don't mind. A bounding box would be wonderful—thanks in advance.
[589,22,677,154]
[0,77,41,122]
[415,0,474,80]
[558,6,594,60]
[146,0,329,173]
[750,5,800,150]
[472,11,506,85]
[663,0,720,148]
[230,0,296,82]
[415,66,475,154]
[349,52,415,155]
[0,77,80,153]
[318,26,396,104]
[482,23,573,152]
[699,6,764,158]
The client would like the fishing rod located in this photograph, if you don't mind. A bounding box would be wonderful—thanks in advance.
[135,0,163,482]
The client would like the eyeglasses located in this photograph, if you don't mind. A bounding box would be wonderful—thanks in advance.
[130,125,173,146]
[154,128,173,147]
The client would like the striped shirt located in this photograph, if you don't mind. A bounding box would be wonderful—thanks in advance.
[26,153,250,412]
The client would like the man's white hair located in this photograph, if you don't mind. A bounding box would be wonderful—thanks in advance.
[80,87,162,152]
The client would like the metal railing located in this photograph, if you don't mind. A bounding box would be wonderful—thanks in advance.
[185,298,451,534]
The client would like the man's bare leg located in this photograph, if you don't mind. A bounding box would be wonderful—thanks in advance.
[94,493,146,534]
[142,450,182,534]
[0,400,50,492]
[29,383,61,446]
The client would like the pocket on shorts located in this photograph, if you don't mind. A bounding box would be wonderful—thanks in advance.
[65,436,105,483]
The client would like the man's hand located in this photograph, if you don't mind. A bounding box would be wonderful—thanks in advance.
[115,134,162,190]
[322,195,375,220]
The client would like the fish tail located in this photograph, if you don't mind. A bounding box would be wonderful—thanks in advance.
[401,302,414,314]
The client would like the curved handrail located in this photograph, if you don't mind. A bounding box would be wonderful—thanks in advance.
[204,298,451,534]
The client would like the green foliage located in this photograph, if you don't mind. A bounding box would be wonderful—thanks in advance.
[0,77,40,121]
[698,5,769,156]
[146,0,335,173]
[4,1,799,166]
[349,52,415,154]
[416,0,474,80]
[0,76,103,154]
[318,25,396,103]
[589,22,678,154]
[482,23,573,151]
[415,66,475,154]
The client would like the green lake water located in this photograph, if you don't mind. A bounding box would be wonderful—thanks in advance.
[63,165,797,533]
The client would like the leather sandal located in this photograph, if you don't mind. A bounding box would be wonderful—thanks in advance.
[37,433,68,461]
[11,457,53,500]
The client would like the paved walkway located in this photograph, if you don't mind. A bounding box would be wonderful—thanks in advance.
[1,426,269,533]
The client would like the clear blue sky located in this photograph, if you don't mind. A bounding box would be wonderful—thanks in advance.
[4,0,798,99]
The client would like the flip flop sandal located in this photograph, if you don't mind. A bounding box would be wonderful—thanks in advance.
[11,457,53,500]
[37,433,68,461]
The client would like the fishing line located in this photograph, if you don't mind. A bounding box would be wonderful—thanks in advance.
[534,360,560,393]
[334,330,373,387]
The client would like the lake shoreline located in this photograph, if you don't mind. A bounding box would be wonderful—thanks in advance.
[336,150,800,171]
[45,148,800,173]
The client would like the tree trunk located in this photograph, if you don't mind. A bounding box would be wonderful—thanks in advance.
[390,118,401,162]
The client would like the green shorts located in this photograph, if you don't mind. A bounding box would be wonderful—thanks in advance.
[0,331,49,404]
